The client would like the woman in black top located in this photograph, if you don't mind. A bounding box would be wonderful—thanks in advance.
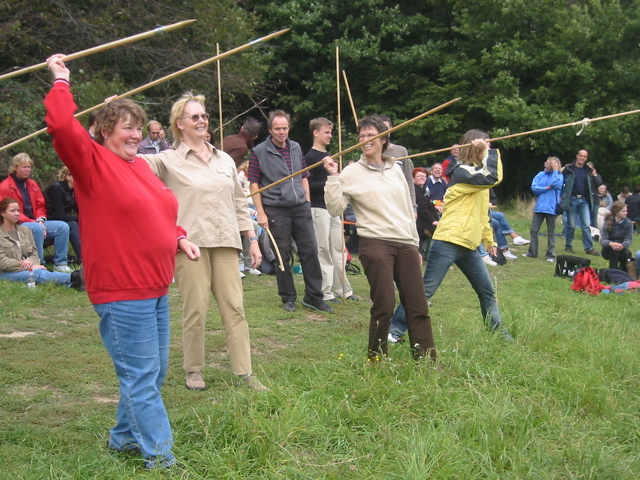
[44,166,81,263]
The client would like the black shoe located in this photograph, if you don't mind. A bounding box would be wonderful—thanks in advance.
[283,301,297,312]
[70,268,85,291]
[564,247,574,253]
[301,300,334,314]
[586,249,600,256]
[345,295,360,301]
[326,298,341,304]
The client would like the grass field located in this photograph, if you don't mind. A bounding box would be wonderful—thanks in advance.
[1,206,639,479]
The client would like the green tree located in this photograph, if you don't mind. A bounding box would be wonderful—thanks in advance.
[0,0,268,179]
[245,0,640,195]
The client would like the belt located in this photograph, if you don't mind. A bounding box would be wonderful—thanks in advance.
[572,195,584,199]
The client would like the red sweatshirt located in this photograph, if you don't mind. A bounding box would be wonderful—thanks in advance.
[0,175,47,223]
[44,81,185,304]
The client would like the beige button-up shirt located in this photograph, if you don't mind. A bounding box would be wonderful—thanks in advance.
[141,142,253,249]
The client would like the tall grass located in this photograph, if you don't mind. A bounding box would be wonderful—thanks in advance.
[1,206,639,479]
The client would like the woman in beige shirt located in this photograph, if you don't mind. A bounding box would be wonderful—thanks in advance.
[141,92,266,392]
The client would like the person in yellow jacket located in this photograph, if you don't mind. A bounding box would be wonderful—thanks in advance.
[424,130,512,340]
[423,129,512,340]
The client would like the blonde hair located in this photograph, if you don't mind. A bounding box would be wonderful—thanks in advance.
[547,156,560,169]
[57,166,71,181]
[9,153,33,174]
[169,92,206,146]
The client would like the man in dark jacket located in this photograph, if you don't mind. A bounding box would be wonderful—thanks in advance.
[248,110,331,313]
[560,149,601,255]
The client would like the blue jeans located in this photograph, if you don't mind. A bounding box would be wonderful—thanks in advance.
[94,296,175,469]
[390,240,504,338]
[490,211,513,250]
[67,220,81,262]
[23,220,70,265]
[0,268,70,286]
[566,197,594,252]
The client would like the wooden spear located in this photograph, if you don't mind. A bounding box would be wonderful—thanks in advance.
[0,29,290,153]
[341,70,359,129]
[249,97,461,197]
[394,109,640,162]
[0,19,197,82]
[216,43,224,148]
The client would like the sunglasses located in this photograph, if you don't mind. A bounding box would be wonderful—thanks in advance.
[182,113,210,122]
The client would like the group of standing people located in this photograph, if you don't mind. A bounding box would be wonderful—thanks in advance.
[525,149,635,274]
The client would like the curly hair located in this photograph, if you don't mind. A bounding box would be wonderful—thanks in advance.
[94,99,147,146]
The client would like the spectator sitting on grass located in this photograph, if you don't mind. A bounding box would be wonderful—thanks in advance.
[600,201,633,272]
[0,197,83,289]
[0,153,72,273]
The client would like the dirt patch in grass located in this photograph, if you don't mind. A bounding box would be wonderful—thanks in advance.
[0,330,62,338]
[0,331,39,338]
[93,395,118,404]
[276,313,329,324]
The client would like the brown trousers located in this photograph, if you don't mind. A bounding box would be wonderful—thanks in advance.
[359,238,436,360]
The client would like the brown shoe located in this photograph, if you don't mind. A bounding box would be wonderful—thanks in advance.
[241,374,270,392]
[186,371,206,390]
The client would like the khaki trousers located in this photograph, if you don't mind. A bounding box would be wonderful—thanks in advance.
[311,207,353,300]
[175,247,252,375]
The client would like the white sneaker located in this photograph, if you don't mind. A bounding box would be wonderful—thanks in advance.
[245,268,262,276]
[482,255,497,267]
[240,271,246,278]
[502,249,518,260]
[512,236,530,245]
[53,264,72,274]
[388,333,400,343]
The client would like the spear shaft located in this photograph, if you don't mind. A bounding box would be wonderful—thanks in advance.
[0,19,197,82]
[0,29,290,153]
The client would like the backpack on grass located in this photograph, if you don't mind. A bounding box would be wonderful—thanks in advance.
[571,267,605,295]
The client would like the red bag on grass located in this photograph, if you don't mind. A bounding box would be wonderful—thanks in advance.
[571,267,605,295]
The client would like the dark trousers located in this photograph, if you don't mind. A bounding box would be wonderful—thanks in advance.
[359,238,436,360]
[601,245,631,271]
[68,220,82,263]
[265,203,324,304]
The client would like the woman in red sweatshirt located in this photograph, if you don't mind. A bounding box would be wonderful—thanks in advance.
[45,54,199,470]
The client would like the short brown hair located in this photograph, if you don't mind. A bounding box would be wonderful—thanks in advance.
[94,99,147,146]
[357,116,389,153]
[309,117,333,135]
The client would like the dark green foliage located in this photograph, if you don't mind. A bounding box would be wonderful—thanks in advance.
[0,0,268,182]
[245,0,640,195]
